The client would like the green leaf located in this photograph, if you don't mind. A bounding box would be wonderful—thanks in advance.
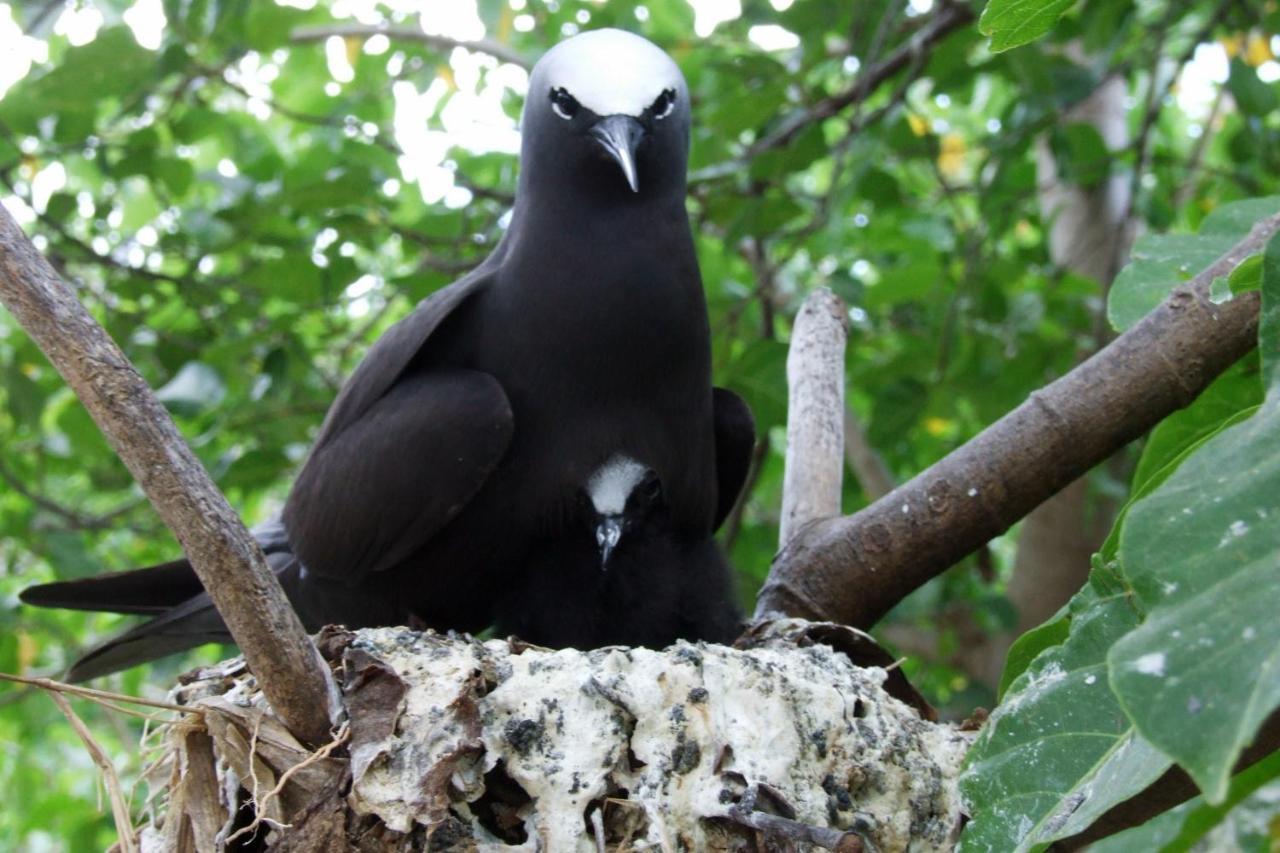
[1108,254,1280,801]
[1108,234,1233,331]
[1131,358,1263,493]
[1107,197,1280,331]
[997,607,1070,700]
[1048,122,1110,188]
[5,364,46,427]
[978,0,1078,53]
[960,573,1172,851]
[1226,58,1279,118]
[0,28,156,121]
[1262,231,1280,388]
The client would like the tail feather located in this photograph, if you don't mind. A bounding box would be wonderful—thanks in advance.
[21,514,407,680]
[20,559,203,616]
[66,595,230,682]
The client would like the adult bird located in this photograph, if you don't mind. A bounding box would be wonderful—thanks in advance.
[20,29,756,680]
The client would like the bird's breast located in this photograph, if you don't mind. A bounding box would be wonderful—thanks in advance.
[465,261,715,537]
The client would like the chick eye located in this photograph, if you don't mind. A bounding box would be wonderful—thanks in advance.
[650,88,676,120]
[549,87,580,120]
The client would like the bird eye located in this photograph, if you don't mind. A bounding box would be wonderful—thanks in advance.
[650,88,676,120]
[549,87,580,120]
[641,473,662,500]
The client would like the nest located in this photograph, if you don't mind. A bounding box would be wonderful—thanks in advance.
[138,620,970,852]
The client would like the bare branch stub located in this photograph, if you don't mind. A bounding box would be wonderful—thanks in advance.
[778,287,849,552]
[758,211,1280,628]
[289,23,531,69]
[0,206,336,746]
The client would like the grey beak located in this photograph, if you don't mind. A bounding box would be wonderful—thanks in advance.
[589,115,644,192]
[595,516,624,569]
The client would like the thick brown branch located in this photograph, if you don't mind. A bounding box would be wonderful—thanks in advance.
[756,211,1280,625]
[0,207,335,746]
[1050,708,1280,850]
[779,288,848,548]
[290,23,530,69]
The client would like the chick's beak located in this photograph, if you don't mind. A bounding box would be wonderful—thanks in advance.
[589,115,645,192]
[595,516,624,569]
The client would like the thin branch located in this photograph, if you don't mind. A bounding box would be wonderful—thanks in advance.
[17,0,64,37]
[290,23,531,70]
[0,671,202,715]
[726,805,864,851]
[0,455,143,531]
[1172,82,1228,211]
[757,211,1280,626]
[779,288,849,548]
[748,1,975,156]
[1125,0,1232,223]
[203,70,404,157]
[0,206,337,746]
[0,168,193,288]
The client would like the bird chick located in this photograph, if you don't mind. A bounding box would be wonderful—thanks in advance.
[494,455,742,649]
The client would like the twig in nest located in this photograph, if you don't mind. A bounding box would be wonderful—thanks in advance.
[48,692,139,853]
[590,805,606,852]
[728,807,866,851]
[0,671,202,716]
[225,721,351,844]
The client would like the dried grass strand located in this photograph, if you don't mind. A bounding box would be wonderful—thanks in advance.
[48,691,139,853]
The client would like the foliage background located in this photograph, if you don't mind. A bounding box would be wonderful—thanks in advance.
[0,0,1277,847]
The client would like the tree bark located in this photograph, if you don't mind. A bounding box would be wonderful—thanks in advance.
[0,206,336,746]
[756,211,1280,627]
[779,288,849,548]
[1049,708,1280,850]
[979,69,1135,684]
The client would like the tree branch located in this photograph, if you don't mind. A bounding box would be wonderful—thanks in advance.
[1051,708,1280,850]
[748,1,975,156]
[756,211,1280,625]
[290,23,531,70]
[0,455,143,531]
[0,207,336,746]
[779,288,848,548]
[1124,0,1232,223]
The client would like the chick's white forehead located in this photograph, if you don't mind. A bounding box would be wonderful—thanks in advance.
[536,29,684,118]
[586,454,648,516]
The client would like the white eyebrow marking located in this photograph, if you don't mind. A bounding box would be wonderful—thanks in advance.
[534,28,684,118]
[586,454,648,516]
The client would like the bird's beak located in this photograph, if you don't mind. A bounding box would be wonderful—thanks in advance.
[590,115,645,193]
[595,516,624,569]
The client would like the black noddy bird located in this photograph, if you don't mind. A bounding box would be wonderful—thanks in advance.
[21,29,756,680]
[494,447,749,649]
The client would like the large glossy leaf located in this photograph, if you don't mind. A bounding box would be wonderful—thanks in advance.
[1130,358,1263,493]
[960,566,1172,852]
[1108,231,1280,802]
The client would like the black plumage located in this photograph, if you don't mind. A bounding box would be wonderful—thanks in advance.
[20,29,755,678]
